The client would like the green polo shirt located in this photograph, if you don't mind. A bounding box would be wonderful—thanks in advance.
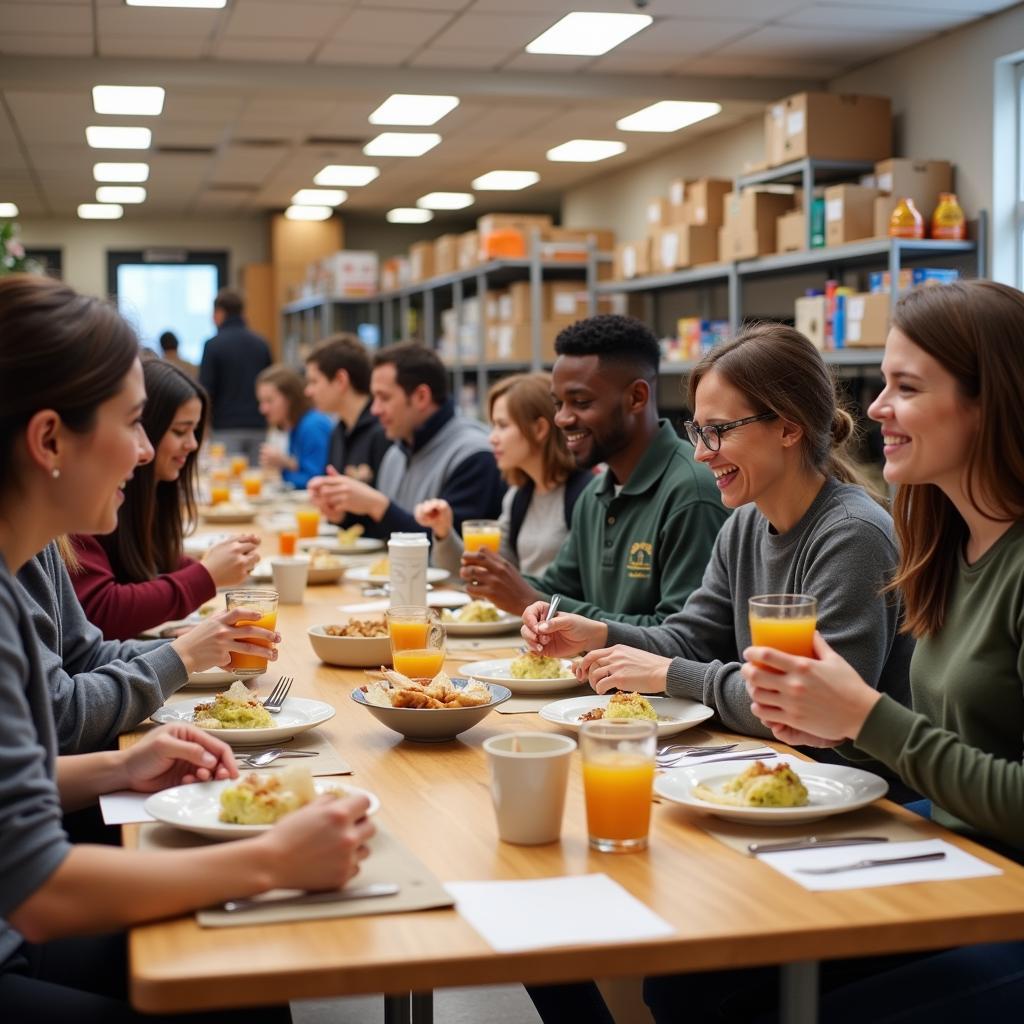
[524,420,729,625]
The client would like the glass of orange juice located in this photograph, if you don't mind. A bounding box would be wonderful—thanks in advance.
[580,719,657,853]
[278,529,298,556]
[462,519,501,554]
[748,594,818,665]
[387,605,445,679]
[230,455,248,478]
[242,471,262,498]
[295,507,320,538]
[210,466,230,485]
[224,589,278,678]
[209,442,227,461]
[210,484,231,505]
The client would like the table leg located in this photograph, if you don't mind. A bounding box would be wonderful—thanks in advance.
[411,991,433,1024]
[384,993,410,1024]
[780,961,819,1024]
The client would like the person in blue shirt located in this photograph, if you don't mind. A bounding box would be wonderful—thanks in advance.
[256,364,332,489]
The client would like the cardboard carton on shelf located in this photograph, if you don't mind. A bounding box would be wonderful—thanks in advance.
[506,281,553,323]
[651,225,719,272]
[408,241,435,283]
[457,231,479,271]
[543,226,616,257]
[613,239,652,280]
[549,280,626,320]
[874,159,953,222]
[840,292,890,347]
[477,213,553,262]
[720,189,797,260]
[776,210,807,253]
[824,184,886,245]
[668,178,690,222]
[764,91,892,167]
[380,256,409,292]
[646,197,673,231]
[684,179,733,229]
[795,295,827,350]
[318,250,378,296]
[433,234,460,277]
[486,318,576,364]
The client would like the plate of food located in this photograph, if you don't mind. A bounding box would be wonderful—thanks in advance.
[151,681,336,746]
[538,691,715,737]
[144,766,379,840]
[250,551,346,585]
[345,561,449,586]
[182,532,231,557]
[653,754,889,825]
[183,667,248,689]
[459,653,581,695]
[200,502,258,525]
[307,619,391,667]
[299,524,385,555]
[439,601,521,636]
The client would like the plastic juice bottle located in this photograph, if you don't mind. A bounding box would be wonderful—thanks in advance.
[583,754,655,842]
[749,615,817,658]
[392,648,446,679]
[889,197,925,239]
[931,192,966,240]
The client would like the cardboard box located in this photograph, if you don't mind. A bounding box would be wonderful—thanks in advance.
[457,231,479,271]
[476,213,553,236]
[319,250,378,296]
[433,234,460,277]
[477,214,552,262]
[795,295,827,350]
[765,92,892,167]
[408,241,435,283]
[874,159,953,221]
[543,226,616,254]
[824,184,885,246]
[548,280,626,320]
[646,197,672,231]
[776,210,807,253]
[506,281,553,323]
[652,225,719,272]
[841,292,890,347]
[668,178,690,220]
[486,319,576,364]
[379,256,409,292]
[613,239,651,280]
[720,189,796,260]
[685,179,732,228]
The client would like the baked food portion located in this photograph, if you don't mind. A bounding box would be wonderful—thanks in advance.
[193,680,274,730]
[363,668,493,710]
[219,765,346,824]
[441,600,501,624]
[694,761,809,808]
[580,691,658,723]
[509,653,572,679]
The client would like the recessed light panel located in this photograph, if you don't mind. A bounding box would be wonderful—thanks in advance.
[546,139,626,163]
[93,162,150,182]
[78,204,124,219]
[291,189,347,206]
[126,1,227,8]
[92,85,165,116]
[285,205,332,221]
[313,165,380,187]
[0,203,19,217]
[526,12,652,56]
[369,94,459,127]
[363,133,441,158]
[616,100,721,133]
[96,186,146,204]
[471,170,540,191]
[416,192,474,210]
[86,126,152,150]
[386,208,433,224]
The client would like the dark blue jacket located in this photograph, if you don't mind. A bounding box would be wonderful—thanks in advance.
[199,315,272,430]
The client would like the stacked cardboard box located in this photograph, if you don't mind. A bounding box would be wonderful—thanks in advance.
[433,234,460,277]
[719,189,796,261]
[380,256,410,292]
[317,251,378,296]
[824,184,886,245]
[477,213,553,262]
[408,241,435,283]
[764,92,892,167]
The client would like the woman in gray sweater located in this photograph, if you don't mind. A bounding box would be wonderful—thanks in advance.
[0,275,373,1021]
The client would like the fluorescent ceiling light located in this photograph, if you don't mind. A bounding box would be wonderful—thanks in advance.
[369,94,459,127]
[126,1,227,8]
[291,188,347,206]
[546,139,626,163]
[86,126,151,150]
[471,170,540,191]
[96,186,146,204]
[93,162,149,182]
[78,204,124,219]
[416,191,473,210]
[313,164,379,187]
[0,202,19,217]
[526,12,652,56]
[363,132,440,157]
[285,205,332,221]
[617,100,721,133]
[387,208,433,224]
[92,85,165,116]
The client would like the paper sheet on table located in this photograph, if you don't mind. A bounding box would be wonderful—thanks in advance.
[100,790,155,825]
[759,838,1003,891]
[445,874,674,952]
[339,589,471,614]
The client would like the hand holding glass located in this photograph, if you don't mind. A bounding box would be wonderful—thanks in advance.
[224,589,278,677]
[748,594,818,664]
[462,519,501,554]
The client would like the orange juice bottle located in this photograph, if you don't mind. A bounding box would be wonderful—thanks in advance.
[931,192,966,240]
[392,648,446,679]
[278,530,297,556]
[889,197,925,239]
[295,508,320,538]
[582,755,654,843]
[388,620,429,651]
[210,485,230,505]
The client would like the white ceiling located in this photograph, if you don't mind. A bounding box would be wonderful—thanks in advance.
[0,0,1015,219]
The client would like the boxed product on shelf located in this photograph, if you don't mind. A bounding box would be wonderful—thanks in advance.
[543,226,616,255]
[776,210,806,253]
[837,292,890,347]
[477,213,553,262]
[672,318,730,361]
[824,184,885,245]
[795,295,827,350]
[380,256,409,292]
[651,225,719,272]
[719,189,796,260]
[506,281,552,323]
[613,239,652,280]
[868,268,960,293]
[764,92,892,167]
[646,197,673,231]
[408,241,435,283]
[433,234,460,277]
[549,280,626,320]
[485,318,575,364]
[318,250,378,296]
[668,178,689,221]
[874,159,953,222]
[457,231,479,270]
[683,179,733,229]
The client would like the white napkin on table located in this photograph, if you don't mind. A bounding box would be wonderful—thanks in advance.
[100,790,155,825]
[338,589,472,614]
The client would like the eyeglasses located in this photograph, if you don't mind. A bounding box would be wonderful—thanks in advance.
[683,412,778,452]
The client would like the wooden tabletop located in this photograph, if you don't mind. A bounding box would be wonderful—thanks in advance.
[126,532,1024,1014]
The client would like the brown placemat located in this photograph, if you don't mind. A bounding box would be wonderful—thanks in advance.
[697,805,935,856]
[496,687,590,714]
[137,825,453,927]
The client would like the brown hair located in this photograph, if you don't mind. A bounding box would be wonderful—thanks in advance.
[0,274,139,501]
[256,363,311,428]
[373,341,448,404]
[886,280,1024,637]
[214,287,243,318]
[306,333,371,393]
[688,323,881,499]
[487,373,575,488]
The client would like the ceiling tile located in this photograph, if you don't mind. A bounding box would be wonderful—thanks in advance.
[210,143,289,185]
[98,35,209,59]
[613,16,755,54]
[162,95,244,124]
[0,3,91,33]
[784,4,972,31]
[468,0,626,11]
[501,53,589,73]
[409,47,507,70]
[96,4,222,36]
[214,38,320,61]
[680,54,842,79]
[349,0,465,9]
[588,51,690,74]
[315,40,418,65]
[713,24,921,61]
[240,98,337,127]
[0,34,93,56]
[830,0,1016,10]
[5,91,92,143]
[331,8,452,44]
[428,13,555,50]
[224,1,346,40]
[154,123,226,148]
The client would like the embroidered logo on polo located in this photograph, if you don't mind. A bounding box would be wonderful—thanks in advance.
[626,541,653,579]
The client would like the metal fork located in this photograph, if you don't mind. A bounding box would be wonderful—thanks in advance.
[262,676,293,713]
[657,750,779,768]
[657,742,737,757]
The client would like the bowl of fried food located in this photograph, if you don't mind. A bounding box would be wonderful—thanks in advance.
[352,667,511,742]
[307,618,392,667]
[304,548,346,585]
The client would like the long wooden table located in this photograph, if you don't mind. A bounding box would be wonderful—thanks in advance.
[126,557,1024,1023]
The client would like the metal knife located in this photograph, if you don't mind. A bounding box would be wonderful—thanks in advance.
[796,851,946,875]
[222,882,400,913]
[749,835,890,855]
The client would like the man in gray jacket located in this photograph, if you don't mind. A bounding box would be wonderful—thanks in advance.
[308,342,505,538]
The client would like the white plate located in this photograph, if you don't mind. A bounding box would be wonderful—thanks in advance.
[299,536,385,554]
[144,778,379,840]
[345,566,450,585]
[539,693,715,737]
[461,657,581,695]
[151,696,336,747]
[183,668,250,689]
[200,506,257,525]
[182,532,230,556]
[441,611,522,637]
[654,753,889,825]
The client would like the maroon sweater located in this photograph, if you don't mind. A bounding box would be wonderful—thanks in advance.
[70,534,217,641]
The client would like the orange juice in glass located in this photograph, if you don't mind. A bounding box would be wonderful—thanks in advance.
[295,508,320,538]
[210,485,231,505]
[242,471,262,498]
[386,606,444,679]
[581,720,657,852]
[278,530,297,556]
[210,467,230,485]
[462,519,501,554]
[230,455,248,478]
[224,589,278,678]
[209,442,227,462]
[748,594,817,666]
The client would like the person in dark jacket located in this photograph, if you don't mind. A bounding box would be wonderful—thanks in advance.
[198,287,272,462]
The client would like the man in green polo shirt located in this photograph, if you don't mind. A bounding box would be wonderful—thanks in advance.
[461,315,728,625]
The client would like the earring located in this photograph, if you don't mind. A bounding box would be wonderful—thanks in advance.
[52,468,60,479]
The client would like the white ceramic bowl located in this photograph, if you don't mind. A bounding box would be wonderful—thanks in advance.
[307,624,392,668]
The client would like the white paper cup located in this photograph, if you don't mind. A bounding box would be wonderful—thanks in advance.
[483,732,577,845]
[270,557,309,604]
